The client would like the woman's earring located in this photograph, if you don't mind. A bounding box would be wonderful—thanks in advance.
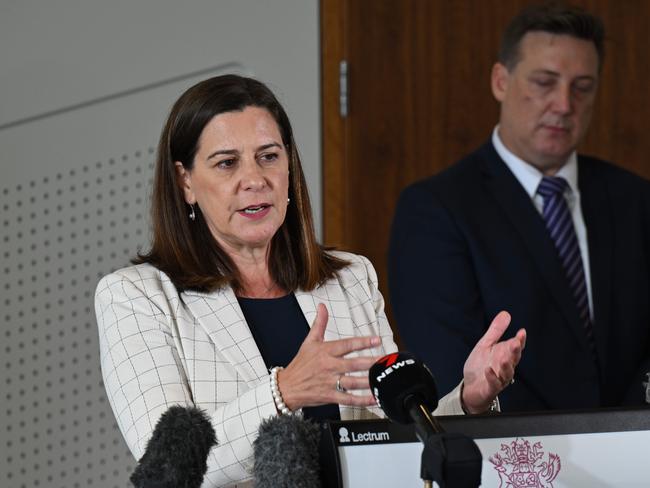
[189,204,196,221]
[287,198,290,204]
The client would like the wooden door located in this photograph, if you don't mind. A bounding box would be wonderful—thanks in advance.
[321,0,650,339]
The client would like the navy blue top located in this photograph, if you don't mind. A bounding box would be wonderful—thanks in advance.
[238,294,340,421]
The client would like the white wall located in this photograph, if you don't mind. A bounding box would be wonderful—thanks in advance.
[0,0,322,222]
[0,2,320,486]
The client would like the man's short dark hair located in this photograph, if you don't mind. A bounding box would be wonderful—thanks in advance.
[498,2,605,70]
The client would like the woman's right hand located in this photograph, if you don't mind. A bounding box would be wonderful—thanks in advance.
[277,303,382,411]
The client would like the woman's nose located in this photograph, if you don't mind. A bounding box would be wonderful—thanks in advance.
[239,160,266,191]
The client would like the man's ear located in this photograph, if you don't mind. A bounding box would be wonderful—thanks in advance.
[174,162,196,204]
[491,62,510,103]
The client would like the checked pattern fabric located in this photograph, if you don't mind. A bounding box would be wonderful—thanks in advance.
[537,176,595,353]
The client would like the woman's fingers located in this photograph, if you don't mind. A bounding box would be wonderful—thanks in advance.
[336,373,371,392]
[304,303,329,343]
[280,302,384,411]
[494,363,515,385]
[477,311,511,348]
[334,355,381,374]
[515,328,527,351]
[305,303,381,354]
[335,392,377,407]
[488,348,518,386]
[327,335,382,356]
[484,366,504,393]
[491,328,526,380]
[462,311,527,413]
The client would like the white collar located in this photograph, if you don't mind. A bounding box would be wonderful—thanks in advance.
[492,125,579,197]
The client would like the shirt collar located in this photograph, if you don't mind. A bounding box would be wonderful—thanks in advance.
[492,125,578,197]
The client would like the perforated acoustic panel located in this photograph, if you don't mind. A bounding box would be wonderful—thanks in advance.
[0,50,262,486]
[1,149,155,487]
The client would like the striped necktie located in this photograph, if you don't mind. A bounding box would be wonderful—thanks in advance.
[536,176,595,352]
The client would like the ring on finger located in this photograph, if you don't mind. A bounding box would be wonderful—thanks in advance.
[336,374,347,393]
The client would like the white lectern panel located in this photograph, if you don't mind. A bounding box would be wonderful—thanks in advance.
[338,431,650,487]
[324,409,650,487]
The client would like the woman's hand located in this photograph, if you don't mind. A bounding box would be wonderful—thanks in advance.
[461,311,526,414]
[278,303,382,411]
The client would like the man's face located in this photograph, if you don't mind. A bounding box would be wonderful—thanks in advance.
[491,32,600,174]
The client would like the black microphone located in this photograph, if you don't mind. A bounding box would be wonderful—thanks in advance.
[253,414,322,488]
[370,352,482,487]
[130,405,217,488]
[369,351,443,442]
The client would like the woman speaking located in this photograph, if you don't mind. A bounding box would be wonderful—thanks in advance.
[95,74,525,487]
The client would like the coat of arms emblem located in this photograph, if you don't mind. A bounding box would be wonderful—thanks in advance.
[489,438,561,488]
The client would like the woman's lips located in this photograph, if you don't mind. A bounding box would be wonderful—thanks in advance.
[238,204,271,219]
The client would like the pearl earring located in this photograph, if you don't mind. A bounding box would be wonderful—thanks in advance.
[189,204,196,221]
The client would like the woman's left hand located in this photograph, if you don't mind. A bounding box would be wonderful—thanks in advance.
[461,311,526,414]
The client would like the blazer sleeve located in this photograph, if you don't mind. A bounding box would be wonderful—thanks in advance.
[357,253,400,353]
[95,270,276,487]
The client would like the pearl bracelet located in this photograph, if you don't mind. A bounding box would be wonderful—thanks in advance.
[270,366,293,416]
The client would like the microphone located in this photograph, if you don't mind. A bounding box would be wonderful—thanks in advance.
[370,352,483,487]
[369,351,443,441]
[130,405,217,488]
[253,414,322,488]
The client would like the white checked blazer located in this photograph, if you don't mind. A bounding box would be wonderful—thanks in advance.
[95,251,463,487]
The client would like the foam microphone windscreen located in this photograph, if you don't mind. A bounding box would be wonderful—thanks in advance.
[369,352,439,424]
[130,405,217,488]
[253,414,322,488]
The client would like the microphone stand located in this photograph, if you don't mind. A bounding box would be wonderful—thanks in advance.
[419,433,482,488]
[405,399,482,488]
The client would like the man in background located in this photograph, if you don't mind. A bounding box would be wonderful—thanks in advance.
[389,3,650,411]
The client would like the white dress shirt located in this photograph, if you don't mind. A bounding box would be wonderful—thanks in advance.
[492,127,594,319]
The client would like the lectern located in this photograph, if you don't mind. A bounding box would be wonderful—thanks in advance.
[319,407,650,487]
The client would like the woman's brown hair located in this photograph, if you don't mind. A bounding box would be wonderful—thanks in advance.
[136,74,347,292]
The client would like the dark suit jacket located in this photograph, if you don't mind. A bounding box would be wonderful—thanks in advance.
[388,141,650,412]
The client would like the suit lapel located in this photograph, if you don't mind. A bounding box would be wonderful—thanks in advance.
[182,286,269,384]
[578,159,613,367]
[294,290,318,327]
[479,144,593,352]
[181,274,354,385]
[295,280,353,341]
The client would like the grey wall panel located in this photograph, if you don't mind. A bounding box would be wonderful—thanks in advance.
[1,1,321,229]
[1,2,319,487]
